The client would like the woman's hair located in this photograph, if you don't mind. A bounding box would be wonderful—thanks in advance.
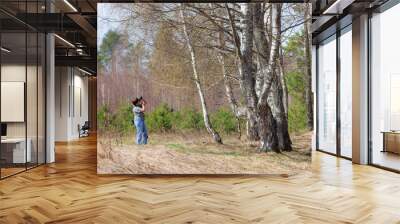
[132,98,140,106]
[132,96,144,107]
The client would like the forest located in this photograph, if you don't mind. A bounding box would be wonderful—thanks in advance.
[97,3,312,174]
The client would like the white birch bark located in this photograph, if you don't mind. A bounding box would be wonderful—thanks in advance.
[180,4,222,144]
[239,3,260,141]
[257,4,280,106]
[226,3,259,141]
[278,50,288,116]
[216,29,246,118]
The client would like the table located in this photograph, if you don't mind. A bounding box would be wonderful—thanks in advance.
[1,138,31,164]
[381,131,400,154]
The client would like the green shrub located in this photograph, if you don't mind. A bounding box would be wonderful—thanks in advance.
[101,103,243,135]
[288,100,307,133]
[286,71,308,133]
[175,108,204,130]
[285,71,305,94]
[211,108,237,134]
[110,102,135,134]
[146,104,174,131]
[97,104,112,131]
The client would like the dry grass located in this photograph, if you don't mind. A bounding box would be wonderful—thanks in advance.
[97,131,311,175]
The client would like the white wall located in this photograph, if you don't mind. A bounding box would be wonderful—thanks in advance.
[1,65,37,138]
[1,66,26,138]
[55,67,69,141]
[1,63,46,164]
[74,73,89,137]
[55,67,89,141]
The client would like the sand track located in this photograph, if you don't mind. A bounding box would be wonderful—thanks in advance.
[97,132,311,175]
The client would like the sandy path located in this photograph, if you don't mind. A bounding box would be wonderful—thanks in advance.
[97,133,311,175]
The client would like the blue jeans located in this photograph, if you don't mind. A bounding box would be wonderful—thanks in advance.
[134,118,148,144]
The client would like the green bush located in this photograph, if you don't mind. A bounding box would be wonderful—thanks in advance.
[146,104,174,131]
[110,102,135,134]
[101,103,244,135]
[285,71,305,94]
[175,108,204,130]
[211,108,237,134]
[288,100,307,133]
[97,104,111,131]
[286,71,308,133]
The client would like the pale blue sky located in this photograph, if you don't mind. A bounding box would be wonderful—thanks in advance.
[97,3,306,49]
[97,3,122,48]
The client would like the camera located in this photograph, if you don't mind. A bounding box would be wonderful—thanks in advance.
[133,96,144,107]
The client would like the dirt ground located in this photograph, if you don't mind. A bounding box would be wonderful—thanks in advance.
[97,131,311,175]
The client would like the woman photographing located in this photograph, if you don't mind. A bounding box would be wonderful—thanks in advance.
[132,97,148,145]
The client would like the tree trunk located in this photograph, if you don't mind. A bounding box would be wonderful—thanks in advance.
[217,30,240,117]
[180,5,222,144]
[304,3,313,130]
[112,49,116,76]
[267,44,292,151]
[216,30,245,140]
[226,3,259,141]
[258,102,279,152]
[217,51,244,140]
[254,3,280,104]
[253,3,284,152]
[269,72,292,151]
[240,5,259,141]
[278,49,288,116]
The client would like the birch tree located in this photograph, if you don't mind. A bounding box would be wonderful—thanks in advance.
[180,4,223,144]
[253,3,292,151]
[226,3,260,142]
[254,3,283,151]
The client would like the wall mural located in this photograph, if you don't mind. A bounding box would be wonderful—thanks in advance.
[97,3,312,174]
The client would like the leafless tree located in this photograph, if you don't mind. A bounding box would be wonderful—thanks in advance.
[180,4,222,144]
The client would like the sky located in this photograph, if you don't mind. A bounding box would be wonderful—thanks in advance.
[97,3,307,49]
[97,4,121,48]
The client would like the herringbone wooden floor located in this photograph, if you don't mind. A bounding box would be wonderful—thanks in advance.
[1,135,400,224]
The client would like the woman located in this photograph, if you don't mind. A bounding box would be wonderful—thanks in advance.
[132,97,148,145]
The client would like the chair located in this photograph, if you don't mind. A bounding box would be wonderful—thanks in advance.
[79,121,90,138]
